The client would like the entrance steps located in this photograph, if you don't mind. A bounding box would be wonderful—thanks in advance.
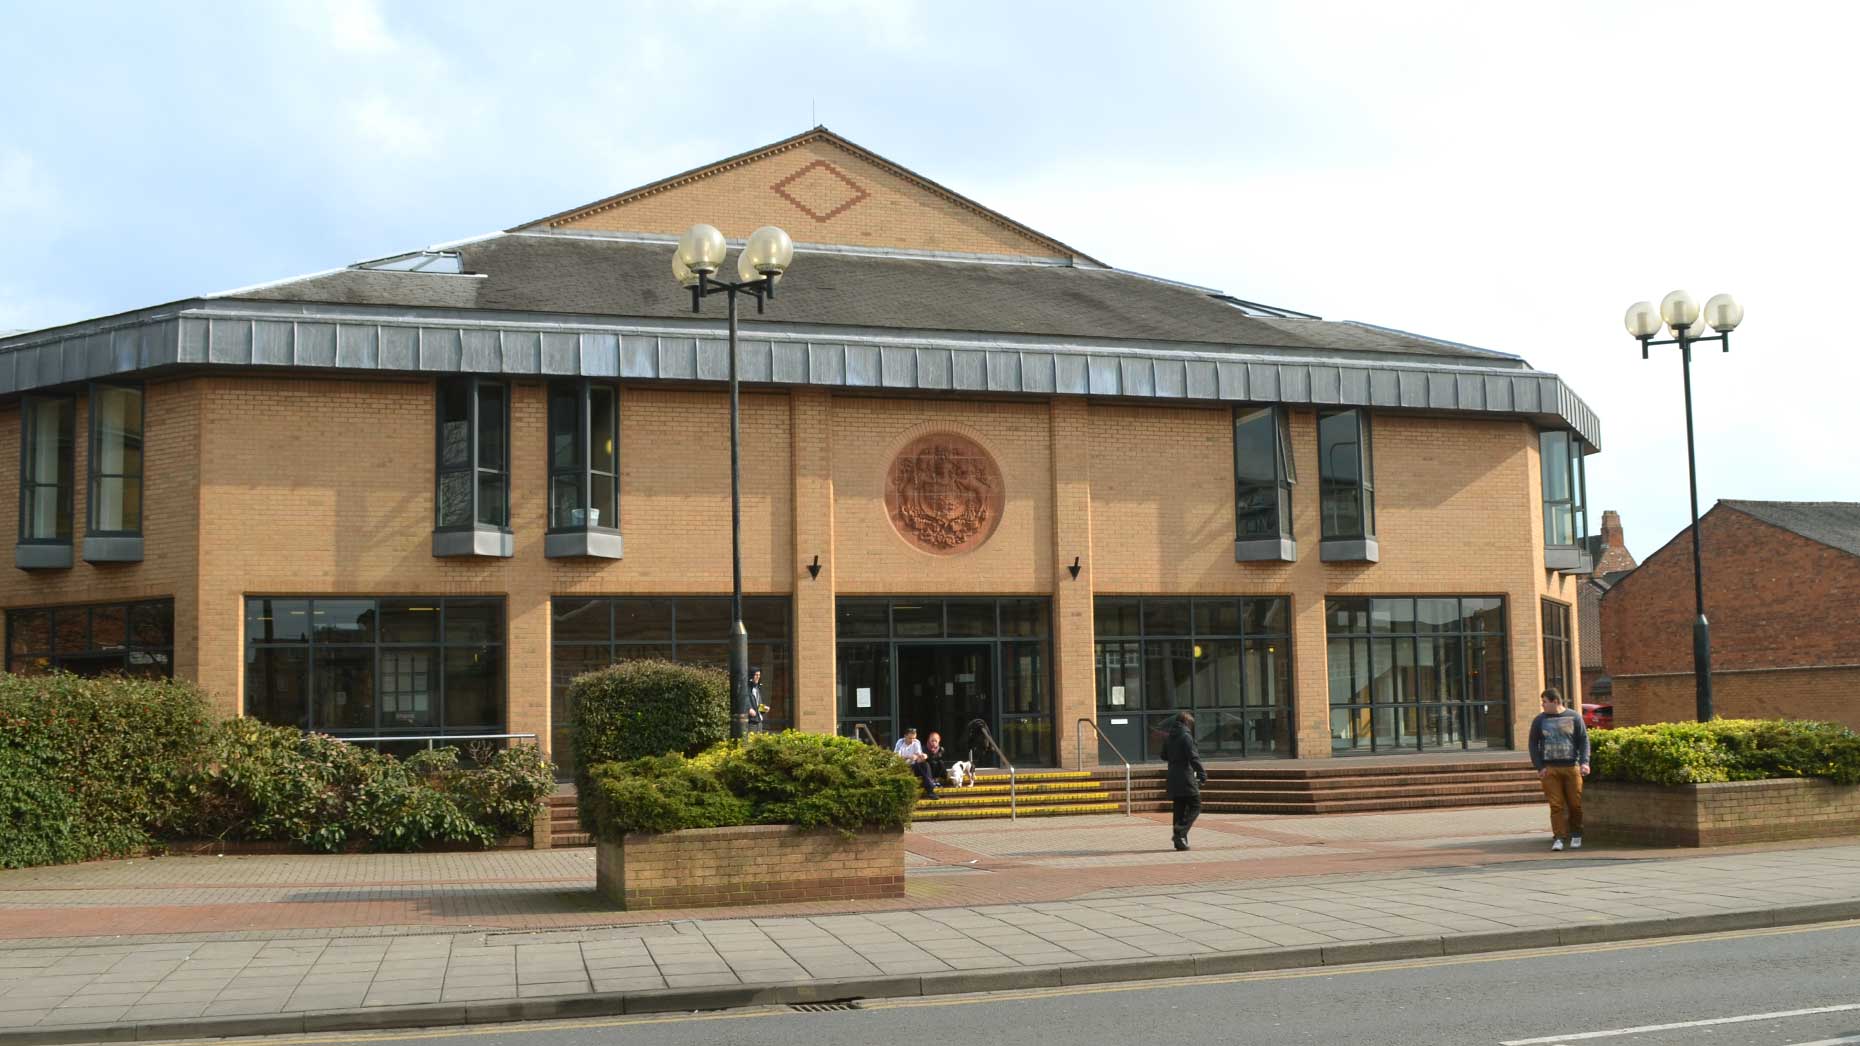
[545,794,590,848]
[913,770,1122,821]
[1088,758,1544,815]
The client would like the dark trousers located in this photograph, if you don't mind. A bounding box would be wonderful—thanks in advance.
[913,761,940,796]
[1171,795,1201,840]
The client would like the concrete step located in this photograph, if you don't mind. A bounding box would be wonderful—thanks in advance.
[920,790,1112,809]
[914,801,1124,821]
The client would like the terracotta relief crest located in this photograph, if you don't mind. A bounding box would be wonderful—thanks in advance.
[884,433,1004,555]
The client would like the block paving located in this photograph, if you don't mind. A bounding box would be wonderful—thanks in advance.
[1,807,1858,1034]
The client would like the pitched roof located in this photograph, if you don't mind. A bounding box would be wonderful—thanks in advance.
[224,232,1521,361]
[1721,500,1860,558]
[513,127,1103,265]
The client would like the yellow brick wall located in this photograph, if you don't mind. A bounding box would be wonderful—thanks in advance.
[0,373,1575,767]
[0,380,203,682]
[551,138,1062,259]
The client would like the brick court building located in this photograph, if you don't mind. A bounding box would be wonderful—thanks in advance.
[1578,509,1638,701]
[0,129,1601,770]
[1603,501,1860,729]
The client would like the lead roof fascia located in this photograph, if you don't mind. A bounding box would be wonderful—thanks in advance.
[0,297,1602,452]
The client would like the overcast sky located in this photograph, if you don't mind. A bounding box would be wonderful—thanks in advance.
[3,0,1856,558]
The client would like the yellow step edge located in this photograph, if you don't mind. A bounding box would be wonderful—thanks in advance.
[934,783,1111,795]
[918,792,1111,807]
[972,771,1091,779]
[913,803,1124,820]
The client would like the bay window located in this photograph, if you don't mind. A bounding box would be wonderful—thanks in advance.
[17,394,75,569]
[1233,406,1295,562]
[85,383,143,563]
[433,379,512,558]
[545,381,622,559]
[1318,408,1377,561]
[1541,430,1590,571]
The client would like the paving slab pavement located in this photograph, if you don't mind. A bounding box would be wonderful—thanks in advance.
[2,808,1859,1043]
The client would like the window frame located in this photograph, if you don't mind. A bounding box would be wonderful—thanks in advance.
[6,598,175,678]
[1541,598,1573,700]
[86,382,144,537]
[1540,430,1590,570]
[18,392,76,550]
[544,381,623,559]
[433,379,513,557]
[1233,405,1296,561]
[1317,408,1377,559]
[1325,596,1510,752]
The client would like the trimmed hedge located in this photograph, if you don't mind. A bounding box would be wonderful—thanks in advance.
[569,659,730,831]
[585,731,918,840]
[1591,718,1860,787]
[0,672,554,868]
[0,674,213,868]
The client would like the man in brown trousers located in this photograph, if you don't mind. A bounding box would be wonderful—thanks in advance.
[1529,688,1590,851]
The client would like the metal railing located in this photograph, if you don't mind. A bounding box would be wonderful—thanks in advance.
[1074,718,1132,815]
[337,732,540,751]
[964,719,1017,820]
[851,723,882,748]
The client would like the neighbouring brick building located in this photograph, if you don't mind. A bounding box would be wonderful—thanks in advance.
[0,128,1602,770]
[1603,501,1860,728]
[1579,509,1638,701]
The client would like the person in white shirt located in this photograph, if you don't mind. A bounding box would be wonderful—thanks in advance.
[891,728,938,799]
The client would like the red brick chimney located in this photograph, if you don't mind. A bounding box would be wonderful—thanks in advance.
[1594,510,1636,574]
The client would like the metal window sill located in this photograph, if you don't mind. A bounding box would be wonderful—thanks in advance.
[16,543,72,570]
[1545,546,1593,573]
[82,535,143,563]
[1234,536,1297,563]
[1319,537,1379,563]
[544,529,623,559]
[432,526,514,558]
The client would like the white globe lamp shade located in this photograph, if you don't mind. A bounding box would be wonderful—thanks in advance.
[1704,293,1744,332]
[675,224,728,275]
[1660,289,1700,331]
[743,226,795,275]
[672,253,700,288]
[737,249,781,286]
[1623,301,1662,338]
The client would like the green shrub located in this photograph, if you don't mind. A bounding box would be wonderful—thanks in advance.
[568,659,730,830]
[584,730,917,839]
[180,721,554,852]
[1591,718,1860,786]
[0,673,215,869]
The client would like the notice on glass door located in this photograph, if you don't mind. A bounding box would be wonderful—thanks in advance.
[1110,685,1126,706]
[855,687,872,709]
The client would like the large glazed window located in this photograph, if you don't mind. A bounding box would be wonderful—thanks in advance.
[1326,596,1509,752]
[244,597,505,746]
[434,380,511,557]
[550,597,792,774]
[1542,599,1573,700]
[1233,406,1295,559]
[1540,430,1589,568]
[19,395,75,547]
[1093,596,1293,761]
[1317,409,1375,548]
[6,599,174,678]
[88,384,143,535]
[545,382,622,559]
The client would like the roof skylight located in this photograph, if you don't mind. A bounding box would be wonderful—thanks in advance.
[356,250,464,274]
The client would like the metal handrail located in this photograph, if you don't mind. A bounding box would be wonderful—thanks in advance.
[852,723,882,748]
[1074,718,1132,815]
[336,732,539,751]
[964,719,1017,820]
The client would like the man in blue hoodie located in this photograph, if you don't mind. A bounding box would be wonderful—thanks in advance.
[1529,688,1590,851]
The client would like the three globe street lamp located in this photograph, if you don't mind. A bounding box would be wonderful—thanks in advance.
[672,223,796,739]
[1622,290,1744,723]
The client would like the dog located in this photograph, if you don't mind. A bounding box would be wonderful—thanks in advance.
[946,760,975,788]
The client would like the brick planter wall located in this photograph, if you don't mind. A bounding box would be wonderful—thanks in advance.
[594,824,905,910]
[1587,778,1860,847]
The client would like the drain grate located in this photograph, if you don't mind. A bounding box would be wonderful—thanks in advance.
[790,1000,864,1012]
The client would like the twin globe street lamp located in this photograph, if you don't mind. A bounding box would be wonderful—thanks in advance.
[672,223,796,739]
[1621,290,1745,723]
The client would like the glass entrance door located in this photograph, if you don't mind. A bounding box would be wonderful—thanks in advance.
[835,597,1054,766]
[897,642,995,766]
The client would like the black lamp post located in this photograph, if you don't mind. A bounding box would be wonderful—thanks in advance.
[673,223,796,739]
[1623,290,1745,723]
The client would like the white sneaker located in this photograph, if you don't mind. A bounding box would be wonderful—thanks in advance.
[1570,836,1583,850]
[1550,838,1565,851]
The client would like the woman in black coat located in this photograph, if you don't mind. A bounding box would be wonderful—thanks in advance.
[1162,711,1207,851]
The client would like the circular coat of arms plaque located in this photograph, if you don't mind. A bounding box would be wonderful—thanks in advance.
[884,433,1004,555]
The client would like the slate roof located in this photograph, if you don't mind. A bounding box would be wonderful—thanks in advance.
[1721,500,1860,559]
[224,233,1522,363]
